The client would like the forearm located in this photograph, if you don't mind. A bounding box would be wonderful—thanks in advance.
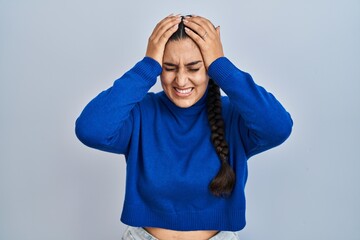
[75,57,161,153]
[208,57,293,154]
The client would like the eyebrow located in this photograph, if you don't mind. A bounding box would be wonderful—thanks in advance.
[163,60,203,67]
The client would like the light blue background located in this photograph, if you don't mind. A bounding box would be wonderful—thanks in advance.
[1,0,359,239]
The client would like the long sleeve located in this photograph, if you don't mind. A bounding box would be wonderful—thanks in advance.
[75,57,162,154]
[208,57,293,157]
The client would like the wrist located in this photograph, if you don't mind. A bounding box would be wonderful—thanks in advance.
[206,54,225,69]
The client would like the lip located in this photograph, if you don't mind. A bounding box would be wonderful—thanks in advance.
[173,87,194,97]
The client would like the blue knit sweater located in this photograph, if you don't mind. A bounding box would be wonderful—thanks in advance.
[75,57,293,231]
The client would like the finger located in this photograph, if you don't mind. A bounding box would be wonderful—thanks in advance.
[152,19,181,44]
[184,26,205,46]
[186,16,216,35]
[158,23,179,45]
[183,20,208,40]
[216,26,221,37]
[151,16,175,38]
[150,16,169,36]
[155,14,179,29]
[183,18,216,40]
[151,15,181,42]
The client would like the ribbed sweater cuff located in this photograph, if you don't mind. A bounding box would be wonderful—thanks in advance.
[208,57,248,89]
[131,57,162,85]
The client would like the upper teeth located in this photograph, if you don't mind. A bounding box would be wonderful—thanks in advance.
[176,88,192,94]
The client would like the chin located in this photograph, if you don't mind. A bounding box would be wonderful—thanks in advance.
[164,88,202,108]
[173,100,195,108]
[168,95,197,108]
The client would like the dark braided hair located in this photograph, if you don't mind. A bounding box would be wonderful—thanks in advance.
[206,79,235,197]
[168,16,236,197]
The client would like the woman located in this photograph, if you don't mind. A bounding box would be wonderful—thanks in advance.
[75,14,293,240]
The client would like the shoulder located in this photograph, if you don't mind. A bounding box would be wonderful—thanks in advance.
[220,95,231,109]
[220,95,241,122]
[142,91,164,102]
[220,95,232,115]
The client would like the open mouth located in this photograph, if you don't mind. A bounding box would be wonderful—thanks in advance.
[174,87,194,95]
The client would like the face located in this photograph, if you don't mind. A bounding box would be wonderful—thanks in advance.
[160,38,209,108]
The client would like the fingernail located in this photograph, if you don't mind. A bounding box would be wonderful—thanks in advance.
[183,19,189,23]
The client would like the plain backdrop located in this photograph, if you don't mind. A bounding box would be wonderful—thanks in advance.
[1,0,359,239]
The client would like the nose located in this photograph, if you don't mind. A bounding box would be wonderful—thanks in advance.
[175,69,188,87]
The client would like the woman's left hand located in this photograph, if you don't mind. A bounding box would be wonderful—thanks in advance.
[183,16,224,69]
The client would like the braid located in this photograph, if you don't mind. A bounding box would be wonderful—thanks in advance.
[206,79,236,197]
[167,18,235,197]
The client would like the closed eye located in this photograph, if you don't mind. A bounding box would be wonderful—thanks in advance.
[189,68,200,72]
[164,68,176,71]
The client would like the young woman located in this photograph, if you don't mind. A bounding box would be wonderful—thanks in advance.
[75,14,293,240]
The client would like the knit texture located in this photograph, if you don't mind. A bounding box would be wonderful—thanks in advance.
[75,57,293,231]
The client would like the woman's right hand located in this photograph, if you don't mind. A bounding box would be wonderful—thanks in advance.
[145,14,182,66]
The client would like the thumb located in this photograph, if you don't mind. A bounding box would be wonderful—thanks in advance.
[216,26,221,37]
